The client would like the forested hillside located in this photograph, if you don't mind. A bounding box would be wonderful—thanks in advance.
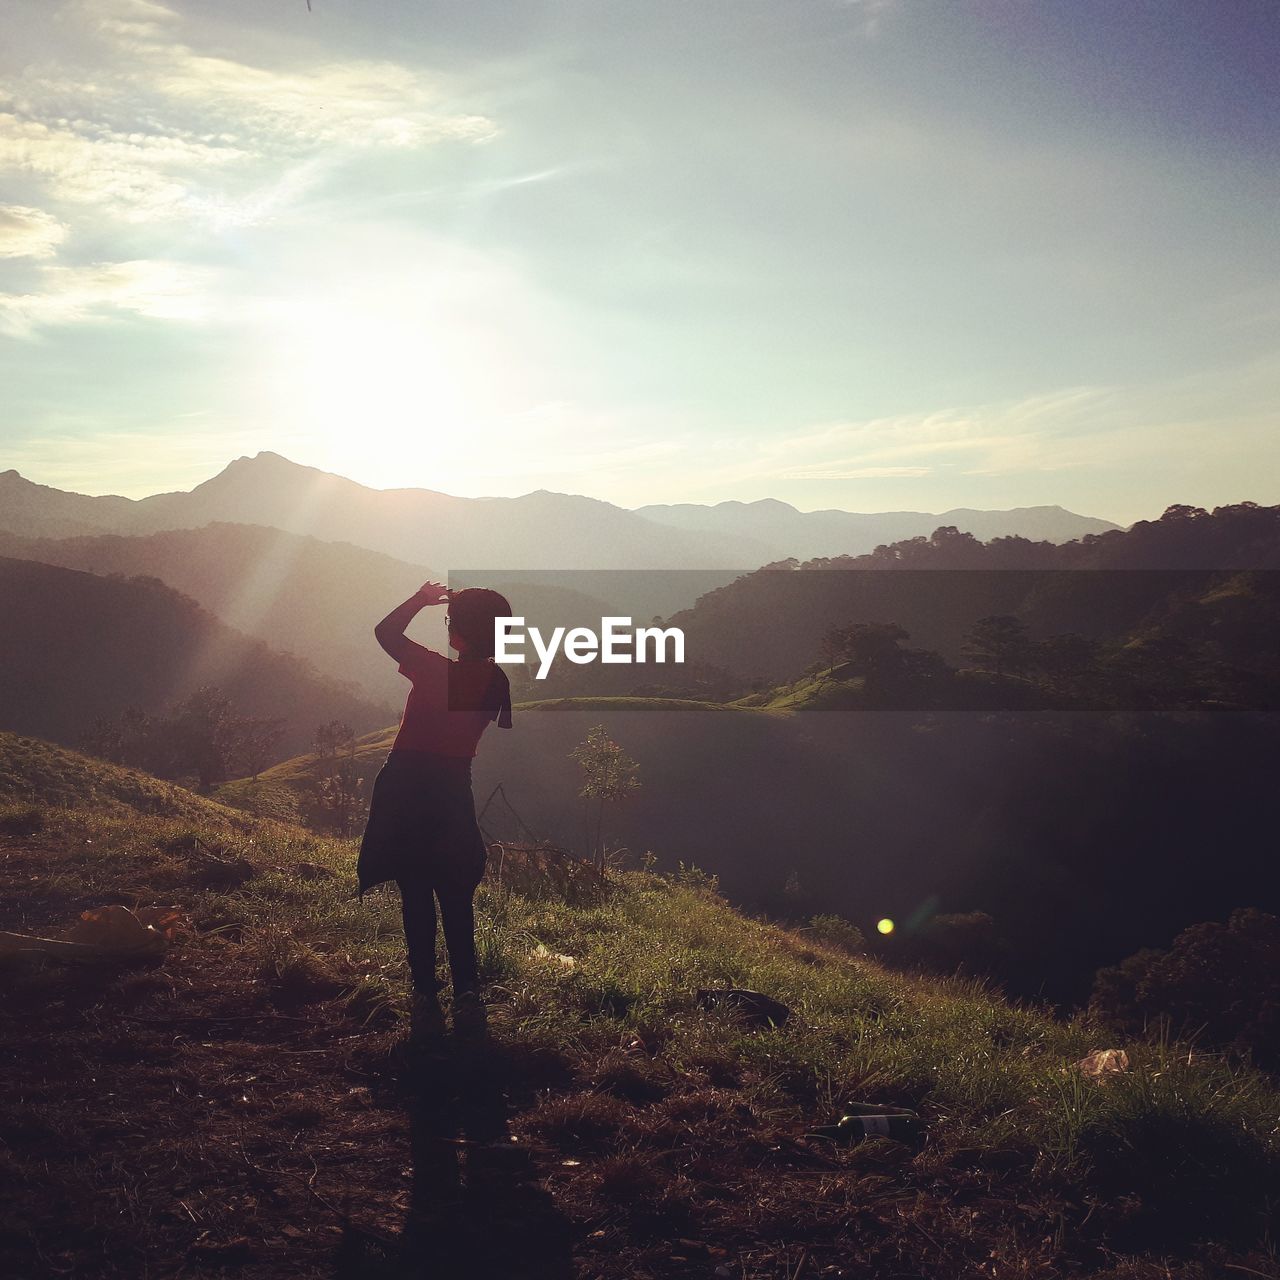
[0,558,389,770]
[662,502,1280,686]
[0,524,436,704]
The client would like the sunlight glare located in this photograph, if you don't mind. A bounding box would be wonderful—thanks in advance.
[271,305,464,468]
[254,241,555,491]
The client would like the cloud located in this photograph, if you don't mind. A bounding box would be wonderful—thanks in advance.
[737,388,1115,486]
[836,0,898,37]
[0,0,497,228]
[777,465,931,480]
[0,0,501,332]
[0,112,244,225]
[0,204,68,258]
[0,258,215,335]
[686,366,1278,517]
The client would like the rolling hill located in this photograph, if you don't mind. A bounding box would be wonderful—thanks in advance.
[2,730,1277,1278]
[0,526,673,704]
[662,502,1280,683]
[0,557,390,762]
[222,678,1280,1006]
[0,524,438,706]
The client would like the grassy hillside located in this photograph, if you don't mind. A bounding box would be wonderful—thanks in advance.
[3,731,1278,1278]
[219,692,1280,1013]
[216,697,789,834]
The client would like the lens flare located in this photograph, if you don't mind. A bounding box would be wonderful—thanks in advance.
[877,918,895,935]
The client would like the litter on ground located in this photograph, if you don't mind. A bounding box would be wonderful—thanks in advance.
[0,905,183,965]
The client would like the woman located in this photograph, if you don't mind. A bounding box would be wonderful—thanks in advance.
[357,580,513,1035]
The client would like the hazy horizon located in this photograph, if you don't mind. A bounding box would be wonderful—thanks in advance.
[7,447,1138,523]
[2,1,1278,524]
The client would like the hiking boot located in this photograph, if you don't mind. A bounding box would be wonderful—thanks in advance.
[451,988,487,1037]
[410,992,447,1041]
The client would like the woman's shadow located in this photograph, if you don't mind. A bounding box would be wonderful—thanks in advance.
[335,1002,577,1279]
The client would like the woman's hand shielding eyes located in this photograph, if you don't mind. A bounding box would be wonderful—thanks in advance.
[415,581,450,607]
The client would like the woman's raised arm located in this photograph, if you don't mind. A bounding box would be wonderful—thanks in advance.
[374,581,449,663]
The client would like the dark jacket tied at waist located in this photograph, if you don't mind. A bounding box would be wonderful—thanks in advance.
[356,750,487,899]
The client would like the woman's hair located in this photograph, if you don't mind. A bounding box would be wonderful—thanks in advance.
[447,588,512,659]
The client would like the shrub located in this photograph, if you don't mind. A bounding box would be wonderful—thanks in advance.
[1072,1060,1280,1250]
[901,910,1006,976]
[807,913,865,954]
[1090,908,1280,1068]
[672,861,720,897]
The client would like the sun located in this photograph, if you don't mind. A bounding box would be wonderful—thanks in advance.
[267,305,465,470]
[250,236,556,491]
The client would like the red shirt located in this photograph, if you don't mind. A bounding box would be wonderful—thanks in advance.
[392,641,512,758]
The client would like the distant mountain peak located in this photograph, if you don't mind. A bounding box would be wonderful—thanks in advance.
[223,450,309,473]
[721,497,798,512]
[195,452,341,496]
[0,469,51,488]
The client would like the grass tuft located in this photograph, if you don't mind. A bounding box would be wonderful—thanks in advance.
[0,801,45,837]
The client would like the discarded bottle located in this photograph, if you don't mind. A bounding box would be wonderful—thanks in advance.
[695,987,793,1028]
[807,1105,924,1146]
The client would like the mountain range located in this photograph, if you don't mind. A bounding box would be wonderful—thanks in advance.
[0,452,1119,569]
[0,450,1126,706]
[635,496,1119,561]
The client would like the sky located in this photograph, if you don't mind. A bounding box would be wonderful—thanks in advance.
[0,0,1277,523]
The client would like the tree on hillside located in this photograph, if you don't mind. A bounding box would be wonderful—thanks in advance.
[87,706,155,771]
[238,717,286,781]
[824,621,910,678]
[309,720,366,834]
[313,720,357,763]
[571,724,641,875]
[1034,633,1101,701]
[927,524,985,566]
[85,688,288,790]
[317,756,366,837]
[165,687,249,790]
[963,615,1037,677]
[822,621,950,704]
[1101,635,1213,710]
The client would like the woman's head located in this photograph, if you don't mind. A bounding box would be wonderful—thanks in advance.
[446,588,513,659]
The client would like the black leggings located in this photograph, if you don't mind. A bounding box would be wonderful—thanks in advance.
[397,870,479,996]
